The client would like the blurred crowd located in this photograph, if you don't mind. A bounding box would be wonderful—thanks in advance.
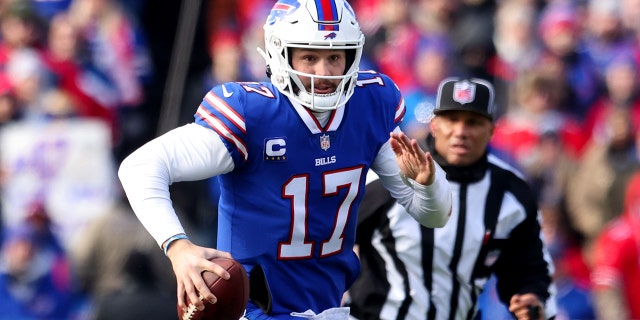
[1,0,640,319]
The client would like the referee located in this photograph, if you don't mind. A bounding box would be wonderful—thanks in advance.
[348,78,557,320]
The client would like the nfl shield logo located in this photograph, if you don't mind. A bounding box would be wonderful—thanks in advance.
[453,80,476,104]
[320,134,331,151]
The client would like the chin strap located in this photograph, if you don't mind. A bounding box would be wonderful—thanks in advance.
[265,65,272,78]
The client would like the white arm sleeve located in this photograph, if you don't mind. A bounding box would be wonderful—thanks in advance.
[118,123,234,247]
[370,130,451,228]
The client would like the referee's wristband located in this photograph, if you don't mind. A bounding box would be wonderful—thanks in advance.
[163,233,189,256]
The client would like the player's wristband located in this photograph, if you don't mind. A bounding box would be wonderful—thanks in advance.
[163,233,189,256]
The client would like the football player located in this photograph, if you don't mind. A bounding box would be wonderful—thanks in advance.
[118,0,452,319]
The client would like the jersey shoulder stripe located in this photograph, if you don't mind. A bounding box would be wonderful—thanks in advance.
[195,82,259,162]
[395,97,406,123]
[195,81,284,164]
[203,90,246,133]
[196,104,248,160]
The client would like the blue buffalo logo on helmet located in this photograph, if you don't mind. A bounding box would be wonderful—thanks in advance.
[324,32,337,40]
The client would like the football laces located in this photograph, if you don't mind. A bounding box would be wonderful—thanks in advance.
[182,294,205,320]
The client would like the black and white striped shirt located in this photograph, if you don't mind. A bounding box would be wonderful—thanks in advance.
[348,151,557,320]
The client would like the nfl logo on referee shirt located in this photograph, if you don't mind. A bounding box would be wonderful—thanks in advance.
[453,80,476,104]
[320,134,331,151]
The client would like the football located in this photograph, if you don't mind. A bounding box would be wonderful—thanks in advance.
[178,257,250,320]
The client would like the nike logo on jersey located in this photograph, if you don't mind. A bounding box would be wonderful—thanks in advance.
[222,85,233,98]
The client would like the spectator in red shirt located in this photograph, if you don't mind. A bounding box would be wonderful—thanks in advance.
[490,70,586,167]
[40,12,118,141]
[363,0,422,92]
[591,169,640,320]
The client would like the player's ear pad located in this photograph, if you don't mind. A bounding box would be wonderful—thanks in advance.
[250,264,273,314]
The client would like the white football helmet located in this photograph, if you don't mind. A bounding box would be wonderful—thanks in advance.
[258,0,365,112]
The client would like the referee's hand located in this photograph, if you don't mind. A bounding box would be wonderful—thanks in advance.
[508,293,544,320]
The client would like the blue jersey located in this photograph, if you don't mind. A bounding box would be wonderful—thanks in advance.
[194,71,405,318]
